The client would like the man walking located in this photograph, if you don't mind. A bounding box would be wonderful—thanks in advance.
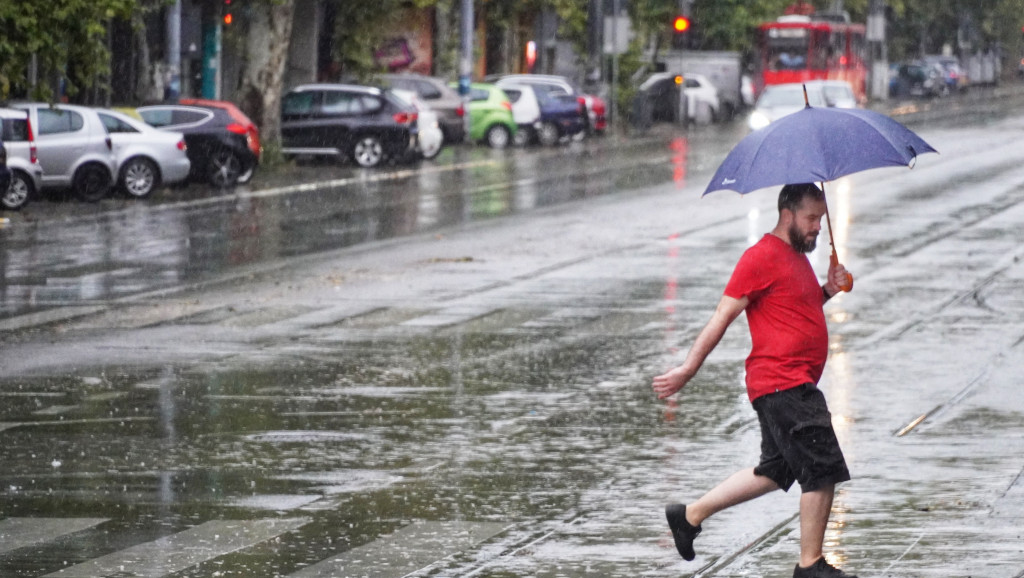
[652,183,857,578]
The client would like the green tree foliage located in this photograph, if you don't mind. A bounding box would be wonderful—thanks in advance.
[0,0,137,102]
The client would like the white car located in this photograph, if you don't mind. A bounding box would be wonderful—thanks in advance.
[497,83,541,146]
[96,109,191,198]
[391,89,444,160]
[747,81,858,131]
[12,103,118,202]
[747,82,827,130]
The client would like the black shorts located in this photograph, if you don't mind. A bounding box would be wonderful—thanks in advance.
[751,384,851,493]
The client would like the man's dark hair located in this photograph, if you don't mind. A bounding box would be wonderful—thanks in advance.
[778,183,824,214]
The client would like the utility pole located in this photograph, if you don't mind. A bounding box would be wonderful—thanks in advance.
[165,0,182,101]
[459,0,473,137]
[866,0,887,100]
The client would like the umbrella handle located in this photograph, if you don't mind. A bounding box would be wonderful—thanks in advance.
[821,182,853,292]
[829,251,854,292]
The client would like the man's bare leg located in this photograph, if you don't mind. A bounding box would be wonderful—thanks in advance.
[685,467,780,526]
[797,484,835,568]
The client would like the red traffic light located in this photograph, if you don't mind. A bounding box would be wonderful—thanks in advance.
[673,16,691,33]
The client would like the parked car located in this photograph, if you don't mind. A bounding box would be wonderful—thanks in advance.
[137,99,260,187]
[923,55,969,92]
[391,89,444,160]
[280,84,419,168]
[747,82,827,130]
[380,73,465,144]
[500,82,585,146]
[890,61,945,98]
[455,83,517,148]
[494,74,606,135]
[12,103,118,202]
[0,107,42,210]
[96,109,191,198]
[502,83,542,146]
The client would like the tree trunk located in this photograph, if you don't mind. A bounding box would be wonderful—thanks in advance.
[238,0,295,147]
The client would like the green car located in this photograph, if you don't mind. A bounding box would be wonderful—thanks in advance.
[453,83,517,149]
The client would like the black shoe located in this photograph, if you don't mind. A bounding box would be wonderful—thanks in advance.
[665,503,701,561]
[793,557,858,578]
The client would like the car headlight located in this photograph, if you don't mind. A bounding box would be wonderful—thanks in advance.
[748,111,771,131]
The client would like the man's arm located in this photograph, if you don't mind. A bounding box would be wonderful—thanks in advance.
[652,294,748,399]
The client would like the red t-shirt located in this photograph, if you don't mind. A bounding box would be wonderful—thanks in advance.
[724,234,828,402]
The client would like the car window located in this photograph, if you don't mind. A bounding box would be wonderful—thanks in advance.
[469,88,490,101]
[685,78,701,89]
[416,80,443,100]
[98,113,140,133]
[36,109,84,135]
[139,109,173,127]
[504,89,522,103]
[359,95,383,113]
[322,91,358,115]
[171,109,211,125]
[0,117,30,142]
[283,92,315,115]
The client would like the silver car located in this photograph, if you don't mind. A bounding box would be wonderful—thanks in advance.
[96,109,191,198]
[0,107,43,210]
[13,103,117,202]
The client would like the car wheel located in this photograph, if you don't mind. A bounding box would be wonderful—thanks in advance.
[537,123,559,147]
[485,125,511,149]
[72,164,112,202]
[236,165,255,184]
[512,127,532,147]
[352,135,385,167]
[208,149,243,187]
[2,171,34,210]
[120,157,160,198]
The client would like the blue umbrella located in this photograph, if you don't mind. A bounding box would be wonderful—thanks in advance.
[703,91,937,291]
[703,105,937,196]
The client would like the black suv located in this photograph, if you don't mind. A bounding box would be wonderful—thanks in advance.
[280,84,418,168]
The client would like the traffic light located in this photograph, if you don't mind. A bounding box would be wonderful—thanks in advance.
[671,15,691,49]
[223,0,233,25]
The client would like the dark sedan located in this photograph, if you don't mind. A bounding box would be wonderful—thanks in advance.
[137,100,261,187]
[280,84,418,168]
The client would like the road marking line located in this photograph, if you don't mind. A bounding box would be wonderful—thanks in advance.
[286,521,507,578]
[43,518,309,577]
[0,417,155,432]
[0,518,109,555]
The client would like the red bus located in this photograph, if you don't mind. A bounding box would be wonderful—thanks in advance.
[754,14,867,102]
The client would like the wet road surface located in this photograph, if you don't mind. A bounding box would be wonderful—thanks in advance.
[2,91,1024,577]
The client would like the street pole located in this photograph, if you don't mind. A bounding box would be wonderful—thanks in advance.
[459,0,474,138]
[165,0,182,101]
[866,0,887,101]
[610,0,619,129]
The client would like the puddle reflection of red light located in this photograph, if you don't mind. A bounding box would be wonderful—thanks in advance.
[670,137,688,188]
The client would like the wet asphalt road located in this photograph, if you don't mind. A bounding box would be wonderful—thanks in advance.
[2,89,1024,577]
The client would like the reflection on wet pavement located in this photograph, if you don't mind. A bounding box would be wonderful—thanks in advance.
[3,109,1024,576]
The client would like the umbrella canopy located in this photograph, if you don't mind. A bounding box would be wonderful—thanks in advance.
[703,105,937,196]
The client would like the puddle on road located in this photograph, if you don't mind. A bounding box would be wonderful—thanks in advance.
[0,303,741,576]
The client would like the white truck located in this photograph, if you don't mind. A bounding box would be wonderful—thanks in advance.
[662,50,745,121]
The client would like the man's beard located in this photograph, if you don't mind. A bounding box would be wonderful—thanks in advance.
[788,222,818,253]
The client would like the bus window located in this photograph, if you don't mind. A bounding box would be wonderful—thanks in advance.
[765,27,809,71]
